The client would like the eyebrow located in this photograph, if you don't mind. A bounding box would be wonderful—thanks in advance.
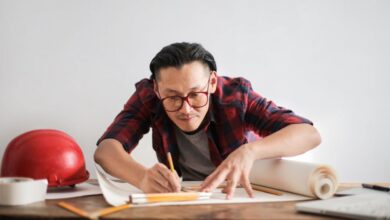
[163,84,203,95]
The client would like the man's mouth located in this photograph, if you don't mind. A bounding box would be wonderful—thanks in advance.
[178,115,196,121]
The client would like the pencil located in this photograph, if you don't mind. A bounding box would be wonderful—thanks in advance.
[250,184,283,196]
[57,201,90,218]
[130,192,211,204]
[90,203,132,218]
[182,183,243,192]
[167,152,175,172]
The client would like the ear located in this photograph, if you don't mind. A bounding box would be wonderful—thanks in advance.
[209,71,218,93]
[153,80,160,98]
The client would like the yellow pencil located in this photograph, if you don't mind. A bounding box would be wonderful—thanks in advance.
[250,184,283,196]
[90,203,132,218]
[167,152,175,172]
[130,192,211,204]
[57,201,90,218]
[182,183,243,192]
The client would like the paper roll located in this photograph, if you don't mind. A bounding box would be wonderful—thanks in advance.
[0,177,48,205]
[249,159,338,199]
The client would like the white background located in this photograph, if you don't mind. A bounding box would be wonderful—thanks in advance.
[1,0,389,182]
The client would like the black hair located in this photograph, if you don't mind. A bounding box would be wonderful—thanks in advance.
[149,42,217,80]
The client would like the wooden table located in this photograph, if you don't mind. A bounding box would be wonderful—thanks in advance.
[0,183,363,220]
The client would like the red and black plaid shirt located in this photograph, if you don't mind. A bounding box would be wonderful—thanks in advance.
[97,76,312,176]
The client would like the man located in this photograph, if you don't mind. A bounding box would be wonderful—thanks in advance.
[94,42,321,199]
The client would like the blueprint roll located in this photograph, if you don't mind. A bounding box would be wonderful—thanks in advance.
[249,159,338,199]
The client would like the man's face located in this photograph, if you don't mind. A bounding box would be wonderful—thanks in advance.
[155,61,217,132]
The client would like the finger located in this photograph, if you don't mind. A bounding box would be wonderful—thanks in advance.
[155,163,181,192]
[201,168,230,192]
[202,164,230,187]
[152,164,172,191]
[241,176,254,198]
[200,169,218,188]
[153,177,171,192]
[147,170,170,193]
[201,169,222,191]
[225,170,240,199]
[167,170,181,192]
[174,170,181,182]
[149,181,169,193]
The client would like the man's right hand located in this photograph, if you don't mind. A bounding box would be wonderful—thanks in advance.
[94,139,181,194]
[139,163,181,193]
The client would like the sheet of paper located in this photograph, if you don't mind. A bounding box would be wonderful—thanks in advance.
[95,164,309,206]
[45,182,102,200]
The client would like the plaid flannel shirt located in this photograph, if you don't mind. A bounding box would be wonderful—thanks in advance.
[97,76,312,176]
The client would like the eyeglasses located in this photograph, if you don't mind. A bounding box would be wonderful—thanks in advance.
[157,76,211,112]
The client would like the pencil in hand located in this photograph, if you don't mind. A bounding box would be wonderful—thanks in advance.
[167,152,175,172]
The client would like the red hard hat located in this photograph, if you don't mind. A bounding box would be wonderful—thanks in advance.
[1,129,89,187]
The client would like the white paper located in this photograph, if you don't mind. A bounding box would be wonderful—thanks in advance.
[95,164,309,206]
[45,182,102,200]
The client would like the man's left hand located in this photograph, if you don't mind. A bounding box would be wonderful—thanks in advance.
[200,144,255,199]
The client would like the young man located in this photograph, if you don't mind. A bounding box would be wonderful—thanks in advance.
[94,42,321,199]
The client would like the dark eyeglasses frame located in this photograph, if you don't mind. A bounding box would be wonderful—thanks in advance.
[156,75,211,112]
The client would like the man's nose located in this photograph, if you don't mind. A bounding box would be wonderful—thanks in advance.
[179,100,192,113]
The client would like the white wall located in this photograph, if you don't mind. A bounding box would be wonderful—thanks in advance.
[1,0,389,182]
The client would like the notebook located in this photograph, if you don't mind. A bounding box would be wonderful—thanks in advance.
[296,193,390,220]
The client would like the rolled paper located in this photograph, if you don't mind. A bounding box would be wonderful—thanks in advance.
[249,159,338,199]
